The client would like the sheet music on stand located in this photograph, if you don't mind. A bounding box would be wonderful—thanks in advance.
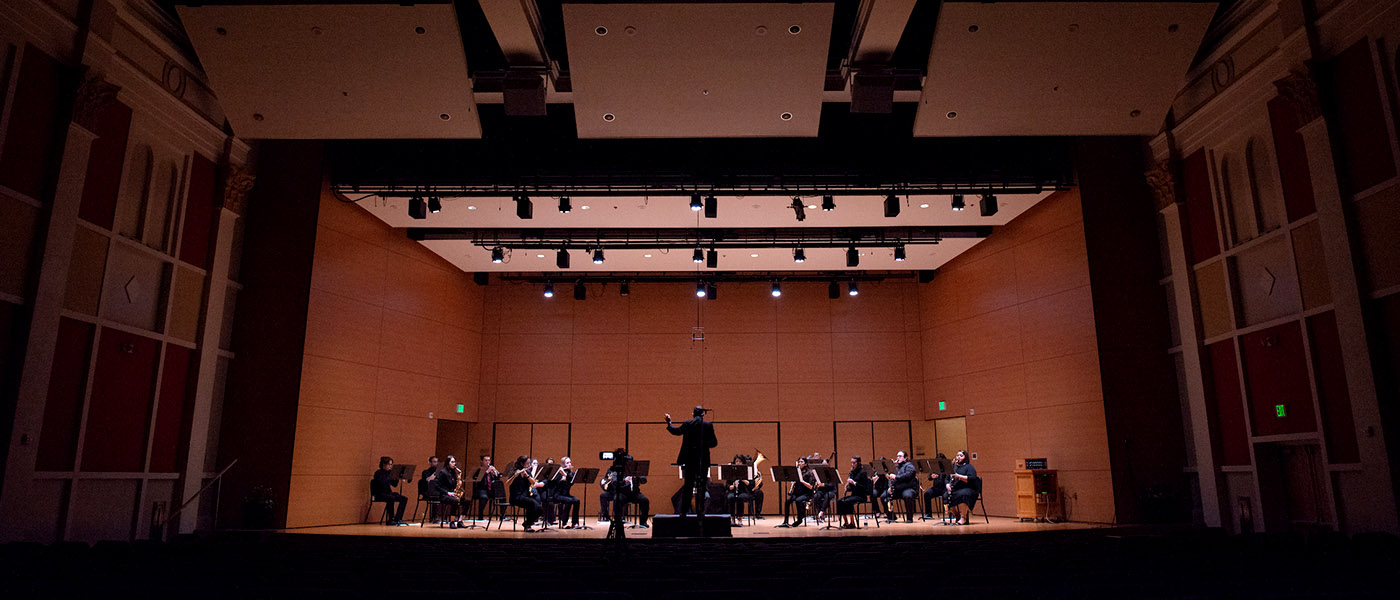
[720,464,749,483]
[674,464,714,479]
[390,464,414,483]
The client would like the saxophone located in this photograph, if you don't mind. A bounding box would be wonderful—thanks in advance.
[452,465,465,499]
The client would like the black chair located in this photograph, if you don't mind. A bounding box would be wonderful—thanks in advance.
[414,493,444,527]
[363,491,391,525]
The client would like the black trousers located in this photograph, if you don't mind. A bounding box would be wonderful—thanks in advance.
[511,494,542,527]
[621,492,649,525]
[473,487,492,520]
[553,494,580,524]
[836,494,866,515]
[883,488,918,521]
[727,492,752,519]
[598,491,615,519]
[786,493,813,521]
[373,492,407,522]
[678,466,708,517]
[752,489,765,515]
[923,487,944,516]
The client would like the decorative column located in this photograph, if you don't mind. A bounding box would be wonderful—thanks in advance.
[1280,68,1399,532]
[0,73,119,540]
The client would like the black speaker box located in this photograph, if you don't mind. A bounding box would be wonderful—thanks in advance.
[650,514,733,538]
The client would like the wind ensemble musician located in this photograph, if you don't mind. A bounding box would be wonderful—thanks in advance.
[599,464,650,528]
[923,452,949,519]
[471,455,501,522]
[726,454,755,526]
[945,450,979,526]
[370,456,408,526]
[809,452,837,523]
[547,456,582,528]
[882,451,918,523]
[784,456,815,524]
[434,455,467,528]
[836,456,871,529]
[507,455,545,531]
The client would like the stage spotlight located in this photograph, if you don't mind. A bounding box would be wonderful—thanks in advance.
[980,194,999,217]
[409,195,427,219]
[822,195,835,211]
[619,281,630,296]
[894,244,906,261]
[696,281,707,298]
[771,281,782,297]
[427,196,442,214]
[790,197,806,222]
[847,246,859,268]
[690,193,703,211]
[704,195,718,219]
[515,195,533,219]
[793,247,806,263]
[951,194,966,211]
[556,248,570,269]
[543,282,554,298]
[559,197,571,213]
[706,248,718,268]
[884,193,900,218]
[828,280,840,299]
[693,248,704,263]
[707,282,718,300]
[574,281,587,300]
[592,249,605,264]
[490,247,504,263]
[848,280,860,296]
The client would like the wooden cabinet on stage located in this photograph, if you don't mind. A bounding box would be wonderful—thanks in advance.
[1014,469,1058,521]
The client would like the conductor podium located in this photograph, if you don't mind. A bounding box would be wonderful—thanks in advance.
[651,514,733,538]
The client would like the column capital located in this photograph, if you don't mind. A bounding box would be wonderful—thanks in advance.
[71,70,122,133]
[221,161,257,215]
[1144,159,1179,210]
[1273,68,1322,125]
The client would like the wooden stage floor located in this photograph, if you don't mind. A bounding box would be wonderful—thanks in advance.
[283,515,1107,540]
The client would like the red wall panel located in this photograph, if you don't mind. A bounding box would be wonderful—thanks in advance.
[1182,149,1221,264]
[1267,95,1316,222]
[1307,311,1359,463]
[150,345,195,473]
[0,45,66,201]
[1239,322,1317,437]
[179,153,216,268]
[37,318,93,471]
[1324,40,1396,193]
[1206,340,1250,466]
[77,101,132,229]
[81,328,160,472]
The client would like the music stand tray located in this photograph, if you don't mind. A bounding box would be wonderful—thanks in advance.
[573,467,599,530]
[770,465,800,528]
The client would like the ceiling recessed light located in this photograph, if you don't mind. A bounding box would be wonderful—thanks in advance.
[536,254,545,258]
[467,205,477,210]
[750,253,759,258]
[643,253,652,258]
[439,113,451,121]
[595,26,608,36]
[581,205,590,210]
[946,111,957,119]
[806,204,817,210]
[603,113,615,122]
[780,112,793,121]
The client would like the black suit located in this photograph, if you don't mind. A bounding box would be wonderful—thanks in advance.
[371,469,406,523]
[667,416,718,517]
[549,469,581,526]
[837,468,872,515]
[883,461,918,522]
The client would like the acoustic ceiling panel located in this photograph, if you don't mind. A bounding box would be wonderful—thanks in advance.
[563,2,834,138]
[913,1,1216,137]
[178,3,481,139]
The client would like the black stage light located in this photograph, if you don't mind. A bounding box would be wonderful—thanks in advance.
[848,280,860,296]
[894,244,906,261]
[980,194,999,217]
[822,195,835,211]
[884,194,900,218]
[696,281,707,298]
[574,281,587,300]
[490,247,504,263]
[951,194,965,212]
[690,193,703,211]
[543,282,554,298]
[515,195,533,219]
[556,248,570,269]
[793,247,806,263]
[428,196,442,214]
[704,195,718,219]
[706,248,718,268]
[706,282,718,300]
[559,197,571,213]
[790,197,806,222]
[771,281,782,297]
[693,248,704,263]
[828,280,840,299]
[619,281,630,296]
[592,249,605,264]
[847,246,859,268]
[409,196,427,219]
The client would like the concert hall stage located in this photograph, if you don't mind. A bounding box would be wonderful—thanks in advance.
[283,515,1106,540]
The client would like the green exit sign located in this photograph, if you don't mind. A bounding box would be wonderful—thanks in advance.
[457,404,465,414]
[938,401,947,411]
[1275,404,1286,418]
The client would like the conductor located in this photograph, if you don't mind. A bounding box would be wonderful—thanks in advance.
[666,406,718,518]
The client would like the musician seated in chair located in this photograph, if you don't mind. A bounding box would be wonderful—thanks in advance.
[508,455,545,531]
[598,470,616,522]
[923,453,948,518]
[882,451,918,523]
[434,455,467,528]
[726,454,755,526]
[548,456,582,528]
[471,455,500,522]
[371,456,408,526]
[785,457,815,525]
[945,450,979,526]
[617,468,650,528]
[836,456,871,529]
[418,456,441,521]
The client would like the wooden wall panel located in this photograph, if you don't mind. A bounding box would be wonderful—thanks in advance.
[77,101,133,230]
[1239,322,1316,436]
[0,45,65,201]
[1353,189,1400,294]
[1323,40,1396,193]
[1307,311,1359,463]
[61,217,109,314]
[37,318,93,471]
[82,328,160,472]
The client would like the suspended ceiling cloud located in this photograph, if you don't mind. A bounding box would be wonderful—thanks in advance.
[178,3,482,139]
[913,1,1216,137]
[562,2,834,138]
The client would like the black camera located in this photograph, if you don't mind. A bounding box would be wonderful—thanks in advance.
[601,448,631,472]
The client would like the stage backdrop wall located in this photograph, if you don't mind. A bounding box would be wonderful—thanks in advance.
[920,190,1117,523]
[285,187,483,528]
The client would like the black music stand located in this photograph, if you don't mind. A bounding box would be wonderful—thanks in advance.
[719,464,750,525]
[869,460,892,521]
[770,465,800,528]
[624,460,649,529]
[534,464,561,531]
[573,467,599,530]
[460,467,489,530]
[810,465,841,530]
